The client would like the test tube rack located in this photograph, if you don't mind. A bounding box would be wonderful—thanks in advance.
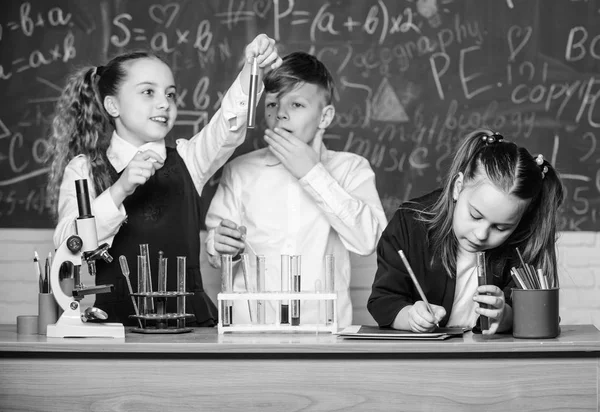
[129,291,194,334]
[216,291,338,334]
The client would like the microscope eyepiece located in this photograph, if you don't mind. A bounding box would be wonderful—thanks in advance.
[75,179,93,218]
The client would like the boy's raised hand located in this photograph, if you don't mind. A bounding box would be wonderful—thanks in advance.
[214,219,247,256]
[264,127,324,179]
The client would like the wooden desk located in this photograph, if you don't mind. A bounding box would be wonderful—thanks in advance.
[1,324,599,411]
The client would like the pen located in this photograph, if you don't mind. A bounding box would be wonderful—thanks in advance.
[398,250,439,329]
[34,251,43,293]
[247,57,259,129]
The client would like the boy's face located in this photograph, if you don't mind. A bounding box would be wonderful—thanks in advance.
[452,173,529,255]
[264,82,330,146]
[106,57,177,147]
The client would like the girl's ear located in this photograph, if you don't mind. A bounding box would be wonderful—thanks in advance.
[103,96,119,118]
[452,172,464,202]
[319,104,335,129]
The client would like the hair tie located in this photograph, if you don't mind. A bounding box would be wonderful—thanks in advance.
[536,154,549,179]
[481,132,504,144]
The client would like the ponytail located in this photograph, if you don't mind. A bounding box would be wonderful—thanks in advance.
[46,66,112,219]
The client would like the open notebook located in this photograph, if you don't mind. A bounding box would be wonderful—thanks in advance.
[338,325,467,340]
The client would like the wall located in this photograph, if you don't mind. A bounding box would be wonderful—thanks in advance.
[1,229,598,328]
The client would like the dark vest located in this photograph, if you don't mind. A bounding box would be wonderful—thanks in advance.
[94,147,217,327]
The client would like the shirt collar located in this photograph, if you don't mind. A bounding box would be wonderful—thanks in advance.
[261,143,330,167]
[106,131,167,173]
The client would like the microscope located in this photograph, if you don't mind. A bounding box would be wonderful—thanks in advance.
[46,179,125,338]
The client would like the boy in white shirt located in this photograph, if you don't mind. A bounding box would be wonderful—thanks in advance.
[205,52,387,328]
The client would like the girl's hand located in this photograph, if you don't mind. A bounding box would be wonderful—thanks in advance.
[244,33,282,72]
[406,301,446,333]
[110,150,164,205]
[214,219,246,256]
[474,285,512,335]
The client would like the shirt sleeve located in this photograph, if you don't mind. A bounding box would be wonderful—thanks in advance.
[204,163,242,267]
[298,156,387,256]
[366,208,418,327]
[177,73,259,195]
[53,156,126,249]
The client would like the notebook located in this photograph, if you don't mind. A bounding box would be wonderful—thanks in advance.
[338,325,467,340]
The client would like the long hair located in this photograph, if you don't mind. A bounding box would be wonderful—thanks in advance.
[418,128,564,284]
[46,51,162,218]
[263,51,335,105]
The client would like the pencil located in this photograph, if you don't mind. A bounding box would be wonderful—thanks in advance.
[34,251,43,293]
[398,250,439,328]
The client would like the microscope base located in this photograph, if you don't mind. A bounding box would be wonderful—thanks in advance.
[47,322,125,338]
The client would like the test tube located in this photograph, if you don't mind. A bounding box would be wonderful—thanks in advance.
[221,254,233,326]
[315,279,323,331]
[240,253,255,323]
[139,244,155,312]
[325,254,335,325]
[476,252,490,331]
[247,57,259,128]
[137,255,148,328]
[280,255,291,324]
[256,255,266,324]
[156,253,168,329]
[291,255,301,326]
[176,256,186,329]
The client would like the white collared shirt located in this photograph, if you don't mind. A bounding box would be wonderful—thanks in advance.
[446,251,479,328]
[53,74,255,248]
[205,147,387,328]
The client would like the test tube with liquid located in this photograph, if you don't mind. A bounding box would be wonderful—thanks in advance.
[221,254,233,326]
[325,254,335,325]
[137,255,148,327]
[176,256,186,329]
[291,255,301,326]
[256,255,266,324]
[476,252,490,331]
[156,252,168,329]
[240,253,255,323]
[139,244,155,312]
[280,255,291,324]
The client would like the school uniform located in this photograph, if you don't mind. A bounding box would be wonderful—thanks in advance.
[367,189,515,329]
[53,76,253,326]
[205,147,387,328]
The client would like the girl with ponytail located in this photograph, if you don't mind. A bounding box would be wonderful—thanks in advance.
[368,128,564,335]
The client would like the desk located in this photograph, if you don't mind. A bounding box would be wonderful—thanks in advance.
[1,324,599,411]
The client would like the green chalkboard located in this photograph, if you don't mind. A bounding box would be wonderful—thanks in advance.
[0,0,598,230]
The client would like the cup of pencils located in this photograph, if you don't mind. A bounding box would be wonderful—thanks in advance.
[511,248,560,339]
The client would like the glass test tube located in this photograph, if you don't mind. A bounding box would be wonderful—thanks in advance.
[291,255,301,326]
[221,255,233,326]
[137,255,148,327]
[139,244,155,312]
[476,252,490,331]
[156,253,168,329]
[256,255,266,324]
[280,255,291,324]
[325,254,335,325]
[240,253,255,323]
[177,256,186,328]
[315,279,323,330]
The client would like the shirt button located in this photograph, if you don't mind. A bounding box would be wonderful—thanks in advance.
[240,101,246,106]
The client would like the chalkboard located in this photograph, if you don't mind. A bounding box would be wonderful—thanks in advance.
[1,0,599,231]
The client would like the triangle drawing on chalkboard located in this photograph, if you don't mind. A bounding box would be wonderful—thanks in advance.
[371,78,409,123]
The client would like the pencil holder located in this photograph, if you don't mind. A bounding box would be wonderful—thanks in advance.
[512,288,560,339]
[38,293,58,335]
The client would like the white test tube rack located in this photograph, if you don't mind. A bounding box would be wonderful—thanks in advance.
[216,291,338,334]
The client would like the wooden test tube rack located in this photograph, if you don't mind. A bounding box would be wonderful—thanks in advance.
[217,291,338,334]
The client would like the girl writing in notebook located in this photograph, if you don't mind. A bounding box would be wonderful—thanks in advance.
[367,129,564,335]
[46,34,282,326]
